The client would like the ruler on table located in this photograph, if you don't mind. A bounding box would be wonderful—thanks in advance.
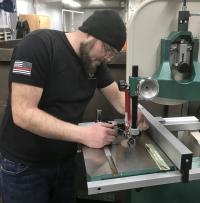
[104,146,119,176]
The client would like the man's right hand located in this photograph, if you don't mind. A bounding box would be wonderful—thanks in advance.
[81,122,117,148]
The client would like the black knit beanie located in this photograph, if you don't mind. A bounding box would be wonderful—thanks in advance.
[79,10,126,51]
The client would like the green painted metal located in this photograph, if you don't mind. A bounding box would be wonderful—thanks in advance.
[129,31,200,101]
[129,77,141,97]
[126,180,200,203]
[125,157,200,203]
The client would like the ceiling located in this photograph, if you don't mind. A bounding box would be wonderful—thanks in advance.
[40,0,127,9]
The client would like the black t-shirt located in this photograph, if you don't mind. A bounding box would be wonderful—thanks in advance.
[0,29,114,165]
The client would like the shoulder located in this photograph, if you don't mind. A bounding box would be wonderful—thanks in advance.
[17,29,64,52]
[21,29,63,44]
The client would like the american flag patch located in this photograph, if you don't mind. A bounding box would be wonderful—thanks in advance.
[12,60,32,76]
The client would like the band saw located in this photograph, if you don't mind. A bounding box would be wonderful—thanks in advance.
[81,1,200,202]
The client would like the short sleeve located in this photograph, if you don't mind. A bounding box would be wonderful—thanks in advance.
[96,63,114,88]
[9,34,52,88]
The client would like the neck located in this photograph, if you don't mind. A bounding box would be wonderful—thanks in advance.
[65,31,86,56]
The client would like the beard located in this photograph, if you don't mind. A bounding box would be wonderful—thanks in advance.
[79,39,102,76]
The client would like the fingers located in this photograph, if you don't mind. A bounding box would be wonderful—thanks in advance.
[99,122,114,128]
[105,135,116,144]
[137,110,144,123]
[105,128,117,136]
[84,123,118,148]
[138,118,149,131]
[137,111,149,131]
[97,122,117,136]
[100,123,117,145]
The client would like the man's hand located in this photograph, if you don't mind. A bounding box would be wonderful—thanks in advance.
[81,122,117,148]
[137,111,149,131]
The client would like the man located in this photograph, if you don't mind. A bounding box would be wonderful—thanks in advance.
[0,10,147,203]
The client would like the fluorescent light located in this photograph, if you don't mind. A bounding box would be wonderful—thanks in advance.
[62,0,81,8]
[89,0,105,6]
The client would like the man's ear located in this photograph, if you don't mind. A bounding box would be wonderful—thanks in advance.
[82,33,91,43]
[84,33,90,39]
[86,34,96,41]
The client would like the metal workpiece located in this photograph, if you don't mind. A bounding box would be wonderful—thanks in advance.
[145,144,170,171]
[138,104,193,182]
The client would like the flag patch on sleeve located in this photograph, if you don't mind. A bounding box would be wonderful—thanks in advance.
[12,60,32,76]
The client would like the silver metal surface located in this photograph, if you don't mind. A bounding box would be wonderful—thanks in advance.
[190,13,200,16]
[129,128,139,135]
[138,78,159,99]
[160,116,200,131]
[87,167,200,194]
[178,42,188,64]
[189,168,200,181]
[83,132,174,181]
[87,171,182,194]
[157,116,200,157]
[170,39,192,81]
[177,131,200,157]
[83,147,111,179]
[138,104,192,170]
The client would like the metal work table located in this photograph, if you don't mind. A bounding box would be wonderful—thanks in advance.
[83,132,174,182]
[82,106,200,196]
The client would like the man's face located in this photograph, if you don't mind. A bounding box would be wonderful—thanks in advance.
[79,37,118,76]
[79,38,102,76]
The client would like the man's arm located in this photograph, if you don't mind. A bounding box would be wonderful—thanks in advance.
[11,82,117,148]
[100,81,149,130]
[100,81,125,115]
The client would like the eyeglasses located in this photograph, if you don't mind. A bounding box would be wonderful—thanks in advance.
[102,42,119,58]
